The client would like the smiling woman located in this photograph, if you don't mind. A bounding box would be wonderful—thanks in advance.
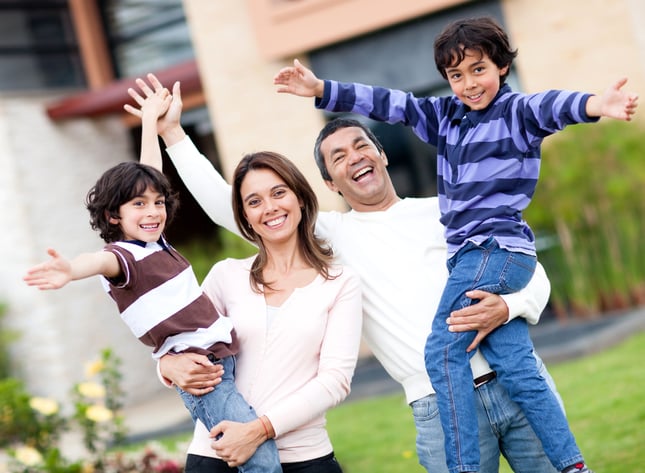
[158,148,363,473]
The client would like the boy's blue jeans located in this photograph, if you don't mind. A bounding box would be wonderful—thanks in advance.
[177,355,281,473]
[424,238,583,473]
[412,352,561,473]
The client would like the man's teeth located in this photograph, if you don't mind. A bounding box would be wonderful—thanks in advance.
[353,167,372,179]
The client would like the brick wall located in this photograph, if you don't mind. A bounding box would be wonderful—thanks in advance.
[0,96,169,406]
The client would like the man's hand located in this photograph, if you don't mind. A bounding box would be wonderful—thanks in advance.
[273,58,324,98]
[447,290,509,352]
[159,352,223,395]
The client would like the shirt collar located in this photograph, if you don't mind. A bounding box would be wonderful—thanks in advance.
[449,83,513,126]
[123,235,168,250]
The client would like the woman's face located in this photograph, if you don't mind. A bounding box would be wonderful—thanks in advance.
[240,168,303,245]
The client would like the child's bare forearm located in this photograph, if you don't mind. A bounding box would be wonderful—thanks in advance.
[69,251,120,281]
[140,113,163,171]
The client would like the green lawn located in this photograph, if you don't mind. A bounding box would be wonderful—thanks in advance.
[135,331,644,472]
[326,331,645,473]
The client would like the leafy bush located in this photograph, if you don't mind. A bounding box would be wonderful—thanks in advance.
[526,120,645,317]
[177,228,255,283]
[0,348,184,472]
[0,303,19,379]
[0,379,67,451]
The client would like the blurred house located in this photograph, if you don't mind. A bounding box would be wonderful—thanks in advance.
[2,0,643,405]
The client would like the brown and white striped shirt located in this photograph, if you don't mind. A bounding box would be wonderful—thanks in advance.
[101,238,238,360]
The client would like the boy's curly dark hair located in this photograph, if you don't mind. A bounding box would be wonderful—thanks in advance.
[85,162,179,243]
[434,16,518,85]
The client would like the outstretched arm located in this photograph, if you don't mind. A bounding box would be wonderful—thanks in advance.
[273,58,325,98]
[585,77,639,120]
[23,248,120,290]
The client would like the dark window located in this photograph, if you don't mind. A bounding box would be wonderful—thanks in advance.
[98,0,194,78]
[0,0,84,91]
[98,1,213,243]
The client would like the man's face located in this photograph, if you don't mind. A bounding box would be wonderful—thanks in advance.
[319,126,397,212]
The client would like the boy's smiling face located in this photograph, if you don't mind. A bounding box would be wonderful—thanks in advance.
[111,186,167,243]
[444,49,509,111]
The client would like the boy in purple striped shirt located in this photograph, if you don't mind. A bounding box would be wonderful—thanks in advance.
[274,16,638,473]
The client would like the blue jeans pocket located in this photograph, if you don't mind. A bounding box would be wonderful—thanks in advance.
[411,395,440,422]
[498,251,536,293]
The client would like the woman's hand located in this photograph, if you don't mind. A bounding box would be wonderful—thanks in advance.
[210,418,268,467]
[159,353,223,395]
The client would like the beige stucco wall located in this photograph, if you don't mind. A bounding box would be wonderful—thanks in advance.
[0,96,169,406]
[182,0,346,212]
[502,0,645,105]
[245,0,465,60]
[185,0,645,203]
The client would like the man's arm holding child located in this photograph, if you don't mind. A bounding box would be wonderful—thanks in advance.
[448,262,550,352]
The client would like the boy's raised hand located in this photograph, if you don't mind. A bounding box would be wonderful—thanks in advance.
[124,73,183,138]
[23,248,73,290]
[592,77,639,121]
[273,58,325,98]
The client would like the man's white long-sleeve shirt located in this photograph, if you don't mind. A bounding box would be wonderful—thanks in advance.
[167,137,550,404]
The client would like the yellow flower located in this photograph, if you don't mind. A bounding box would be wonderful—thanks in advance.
[77,381,106,399]
[84,359,105,378]
[29,397,59,416]
[14,445,43,466]
[402,450,414,459]
[81,461,96,473]
[86,404,113,423]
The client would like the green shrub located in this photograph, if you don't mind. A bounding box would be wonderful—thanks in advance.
[0,304,19,379]
[0,349,131,472]
[526,120,645,317]
[177,228,255,283]
[0,378,68,451]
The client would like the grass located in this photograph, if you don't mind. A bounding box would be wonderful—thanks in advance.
[325,331,645,473]
[133,330,645,472]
